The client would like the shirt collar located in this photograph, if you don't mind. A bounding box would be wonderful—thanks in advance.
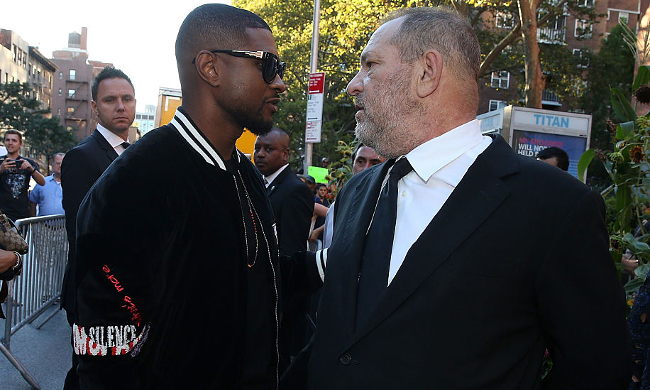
[169,107,240,171]
[405,119,484,185]
[96,123,127,149]
[264,164,289,187]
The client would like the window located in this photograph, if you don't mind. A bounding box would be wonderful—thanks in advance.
[575,19,593,38]
[583,0,594,6]
[495,11,514,28]
[572,49,589,68]
[68,89,75,98]
[28,64,32,76]
[619,11,629,24]
[548,15,566,30]
[58,88,62,96]
[67,107,74,114]
[491,71,510,89]
[59,72,63,80]
[69,69,76,80]
[57,108,61,116]
[489,100,507,112]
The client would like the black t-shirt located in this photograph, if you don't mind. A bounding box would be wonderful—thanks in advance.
[0,155,39,220]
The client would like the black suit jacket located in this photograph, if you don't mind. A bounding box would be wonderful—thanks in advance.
[61,129,118,317]
[283,136,630,390]
[267,166,314,256]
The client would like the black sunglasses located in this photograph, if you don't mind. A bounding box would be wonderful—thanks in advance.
[193,49,286,84]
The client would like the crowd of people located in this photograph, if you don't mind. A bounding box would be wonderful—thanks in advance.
[0,3,643,390]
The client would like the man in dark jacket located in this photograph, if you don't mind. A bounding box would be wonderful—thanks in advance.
[254,127,314,373]
[72,4,321,390]
[61,66,135,390]
[282,7,630,390]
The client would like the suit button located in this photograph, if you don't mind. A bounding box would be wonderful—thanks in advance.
[339,353,352,365]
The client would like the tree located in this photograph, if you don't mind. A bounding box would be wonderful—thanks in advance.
[580,24,635,188]
[234,0,394,168]
[0,82,76,170]
[234,0,595,167]
[461,0,600,107]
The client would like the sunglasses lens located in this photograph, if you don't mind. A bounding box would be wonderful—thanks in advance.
[277,62,286,80]
[263,58,275,83]
[262,55,285,84]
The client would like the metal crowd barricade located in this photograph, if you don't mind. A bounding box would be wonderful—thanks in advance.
[0,214,68,390]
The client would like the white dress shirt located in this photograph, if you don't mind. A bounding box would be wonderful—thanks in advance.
[96,123,129,156]
[263,164,289,188]
[387,120,492,284]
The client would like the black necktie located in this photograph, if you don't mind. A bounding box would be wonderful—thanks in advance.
[121,142,130,149]
[356,157,413,329]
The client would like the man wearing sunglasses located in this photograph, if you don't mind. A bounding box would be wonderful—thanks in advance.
[70,4,319,390]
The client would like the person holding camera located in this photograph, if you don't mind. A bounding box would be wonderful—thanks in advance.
[0,129,44,222]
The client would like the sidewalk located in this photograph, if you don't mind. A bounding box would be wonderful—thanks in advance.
[0,307,70,390]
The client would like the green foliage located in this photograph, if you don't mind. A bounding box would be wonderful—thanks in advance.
[581,24,635,189]
[235,0,401,169]
[580,67,650,294]
[325,139,358,191]
[0,82,76,163]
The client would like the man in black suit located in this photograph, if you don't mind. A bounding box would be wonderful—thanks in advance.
[254,127,314,373]
[60,66,135,390]
[282,7,630,390]
[255,127,314,256]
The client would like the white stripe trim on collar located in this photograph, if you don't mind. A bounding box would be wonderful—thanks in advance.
[170,109,240,170]
[171,116,221,168]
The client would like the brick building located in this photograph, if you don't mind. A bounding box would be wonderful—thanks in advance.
[51,27,112,141]
[478,0,650,114]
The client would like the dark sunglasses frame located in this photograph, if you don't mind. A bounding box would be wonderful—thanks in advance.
[193,49,285,84]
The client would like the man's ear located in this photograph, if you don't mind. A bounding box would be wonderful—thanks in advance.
[91,100,98,117]
[283,148,290,164]
[415,49,443,98]
[194,50,220,87]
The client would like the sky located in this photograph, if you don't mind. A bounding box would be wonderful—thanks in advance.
[1,0,231,112]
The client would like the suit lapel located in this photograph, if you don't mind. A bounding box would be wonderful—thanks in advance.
[349,136,519,343]
[267,166,290,197]
[91,129,118,163]
[329,161,395,339]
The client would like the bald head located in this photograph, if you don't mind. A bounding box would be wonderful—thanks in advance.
[175,4,271,87]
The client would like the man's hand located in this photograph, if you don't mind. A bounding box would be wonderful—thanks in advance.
[0,159,14,173]
[0,250,18,274]
[18,160,33,172]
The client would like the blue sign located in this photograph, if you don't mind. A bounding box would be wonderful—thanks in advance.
[512,130,588,178]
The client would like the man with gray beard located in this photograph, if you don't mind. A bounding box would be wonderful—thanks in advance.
[281,6,629,390]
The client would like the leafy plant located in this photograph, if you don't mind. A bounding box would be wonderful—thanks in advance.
[578,64,650,295]
[325,139,358,196]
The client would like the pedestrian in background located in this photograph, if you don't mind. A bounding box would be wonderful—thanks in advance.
[60,66,136,390]
[29,153,65,217]
[0,129,45,222]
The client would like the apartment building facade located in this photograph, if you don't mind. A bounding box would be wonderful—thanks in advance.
[478,0,650,114]
[0,29,57,111]
[51,28,112,141]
